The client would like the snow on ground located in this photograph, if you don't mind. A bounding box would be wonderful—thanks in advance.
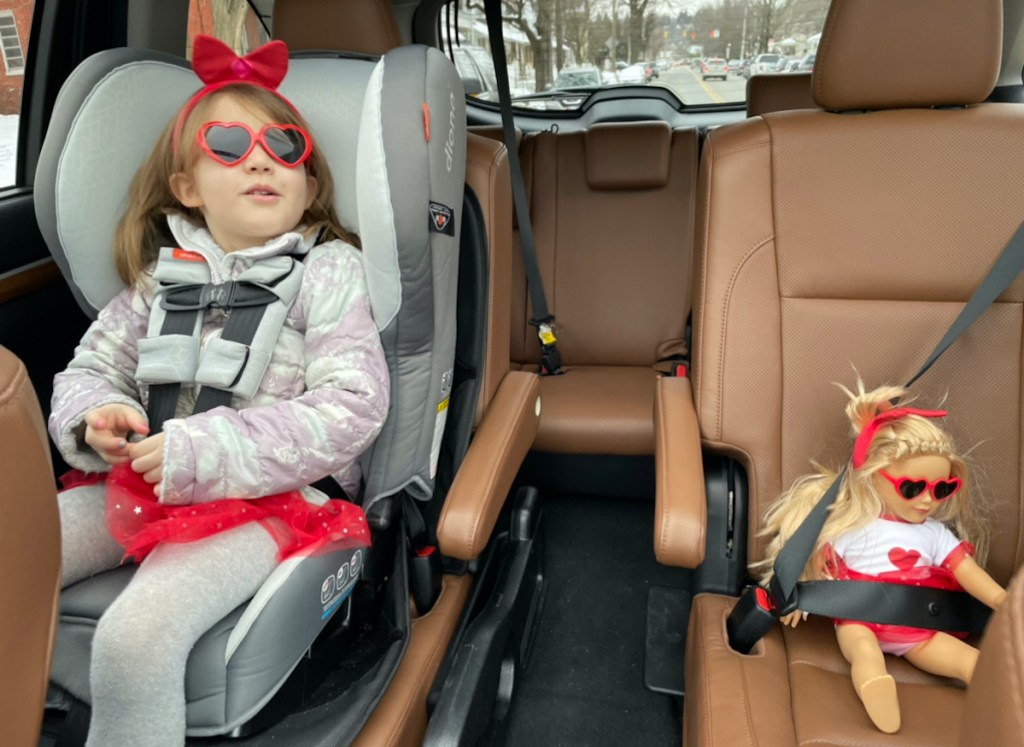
[0,115,18,187]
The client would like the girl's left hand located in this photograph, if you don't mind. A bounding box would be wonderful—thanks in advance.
[128,432,166,496]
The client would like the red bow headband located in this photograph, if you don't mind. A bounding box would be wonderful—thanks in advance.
[851,406,948,468]
[172,35,296,152]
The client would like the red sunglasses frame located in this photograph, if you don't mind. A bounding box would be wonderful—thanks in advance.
[196,121,312,168]
[878,470,962,502]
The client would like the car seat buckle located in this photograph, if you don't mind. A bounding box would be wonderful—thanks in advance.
[726,585,778,654]
[410,543,442,614]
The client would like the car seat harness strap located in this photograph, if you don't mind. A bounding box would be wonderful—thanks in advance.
[483,0,563,375]
[137,247,304,432]
[728,216,1024,653]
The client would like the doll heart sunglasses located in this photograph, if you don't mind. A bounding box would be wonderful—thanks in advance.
[197,121,312,168]
[878,470,962,501]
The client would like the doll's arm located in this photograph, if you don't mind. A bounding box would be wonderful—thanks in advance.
[953,556,1008,609]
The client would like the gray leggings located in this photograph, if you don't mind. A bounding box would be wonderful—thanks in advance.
[58,483,280,747]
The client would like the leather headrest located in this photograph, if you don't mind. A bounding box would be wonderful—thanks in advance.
[585,122,671,190]
[273,0,402,56]
[747,73,816,117]
[813,0,1001,111]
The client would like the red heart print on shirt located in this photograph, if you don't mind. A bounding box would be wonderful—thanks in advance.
[887,547,921,571]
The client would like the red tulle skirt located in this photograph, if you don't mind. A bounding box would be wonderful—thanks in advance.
[61,466,371,563]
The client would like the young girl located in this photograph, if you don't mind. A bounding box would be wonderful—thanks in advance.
[757,382,1007,734]
[48,35,389,746]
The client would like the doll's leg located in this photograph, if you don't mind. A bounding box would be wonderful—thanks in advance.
[904,632,980,684]
[836,623,901,733]
[58,482,125,587]
[86,522,279,747]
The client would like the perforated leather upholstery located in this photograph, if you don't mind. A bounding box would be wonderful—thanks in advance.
[0,348,60,747]
[675,0,1024,743]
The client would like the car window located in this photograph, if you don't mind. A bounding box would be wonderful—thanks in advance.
[186,0,270,57]
[0,0,34,189]
[445,0,830,111]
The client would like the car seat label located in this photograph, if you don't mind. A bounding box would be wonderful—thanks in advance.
[429,202,455,235]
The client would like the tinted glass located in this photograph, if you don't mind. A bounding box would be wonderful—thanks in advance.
[446,0,831,110]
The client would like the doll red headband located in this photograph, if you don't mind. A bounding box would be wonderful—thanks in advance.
[172,35,296,153]
[851,406,948,468]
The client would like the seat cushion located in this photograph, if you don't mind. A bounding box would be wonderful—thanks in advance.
[527,365,659,456]
[684,593,968,747]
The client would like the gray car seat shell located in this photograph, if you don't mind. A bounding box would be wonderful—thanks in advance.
[34,44,466,737]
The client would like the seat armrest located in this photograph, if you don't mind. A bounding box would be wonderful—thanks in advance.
[654,376,706,567]
[437,371,540,561]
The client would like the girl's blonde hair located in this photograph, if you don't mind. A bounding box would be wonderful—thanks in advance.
[755,380,989,583]
[113,84,358,286]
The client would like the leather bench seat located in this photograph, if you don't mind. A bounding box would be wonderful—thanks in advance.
[685,594,969,746]
[506,122,699,456]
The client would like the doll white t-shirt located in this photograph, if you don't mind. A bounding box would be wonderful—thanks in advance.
[832,516,964,576]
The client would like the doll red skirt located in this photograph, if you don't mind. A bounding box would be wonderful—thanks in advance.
[61,465,371,563]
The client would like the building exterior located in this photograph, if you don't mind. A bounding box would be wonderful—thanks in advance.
[1,0,33,115]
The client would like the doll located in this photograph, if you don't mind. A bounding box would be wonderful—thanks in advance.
[756,382,1007,733]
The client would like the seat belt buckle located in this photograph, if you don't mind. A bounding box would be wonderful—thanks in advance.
[530,316,564,375]
[726,585,777,654]
[409,543,442,614]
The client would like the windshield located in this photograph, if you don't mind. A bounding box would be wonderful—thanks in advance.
[447,0,830,110]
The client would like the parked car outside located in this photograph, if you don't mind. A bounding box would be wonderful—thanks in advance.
[701,58,728,81]
[553,66,602,90]
[748,52,780,76]
[797,53,816,72]
[616,63,648,84]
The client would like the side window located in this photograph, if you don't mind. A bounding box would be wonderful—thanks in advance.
[0,1,33,189]
[187,0,270,57]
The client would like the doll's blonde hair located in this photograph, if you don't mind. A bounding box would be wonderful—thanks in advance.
[113,84,357,286]
[755,380,989,583]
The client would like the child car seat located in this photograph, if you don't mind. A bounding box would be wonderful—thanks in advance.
[33,43,465,739]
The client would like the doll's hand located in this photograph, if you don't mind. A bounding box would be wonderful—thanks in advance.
[128,432,166,497]
[84,404,150,464]
[780,609,808,628]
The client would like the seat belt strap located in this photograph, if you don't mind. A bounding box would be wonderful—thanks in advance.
[192,303,270,414]
[147,309,196,434]
[724,218,1024,651]
[482,0,563,375]
[773,217,1024,608]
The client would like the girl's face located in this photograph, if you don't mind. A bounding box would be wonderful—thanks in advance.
[170,95,316,253]
[872,454,957,524]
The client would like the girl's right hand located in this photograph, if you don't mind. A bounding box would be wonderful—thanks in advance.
[84,404,150,464]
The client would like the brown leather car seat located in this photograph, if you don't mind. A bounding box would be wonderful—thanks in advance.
[0,347,61,747]
[511,122,698,455]
[654,0,1024,743]
[746,72,816,117]
[959,566,1024,746]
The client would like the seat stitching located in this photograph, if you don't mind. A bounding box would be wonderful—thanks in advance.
[716,234,775,441]
[711,140,771,160]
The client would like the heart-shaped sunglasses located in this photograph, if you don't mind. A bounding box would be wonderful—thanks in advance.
[197,121,312,168]
[878,470,962,501]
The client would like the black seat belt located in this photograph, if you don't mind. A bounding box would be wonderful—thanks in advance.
[727,217,1024,653]
[147,280,281,432]
[482,0,563,375]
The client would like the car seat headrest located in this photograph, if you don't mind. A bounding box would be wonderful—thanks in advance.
[35,44,467,508]
[813,0,1001,112]
[273,0,402,55]
[585,121,671,190]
